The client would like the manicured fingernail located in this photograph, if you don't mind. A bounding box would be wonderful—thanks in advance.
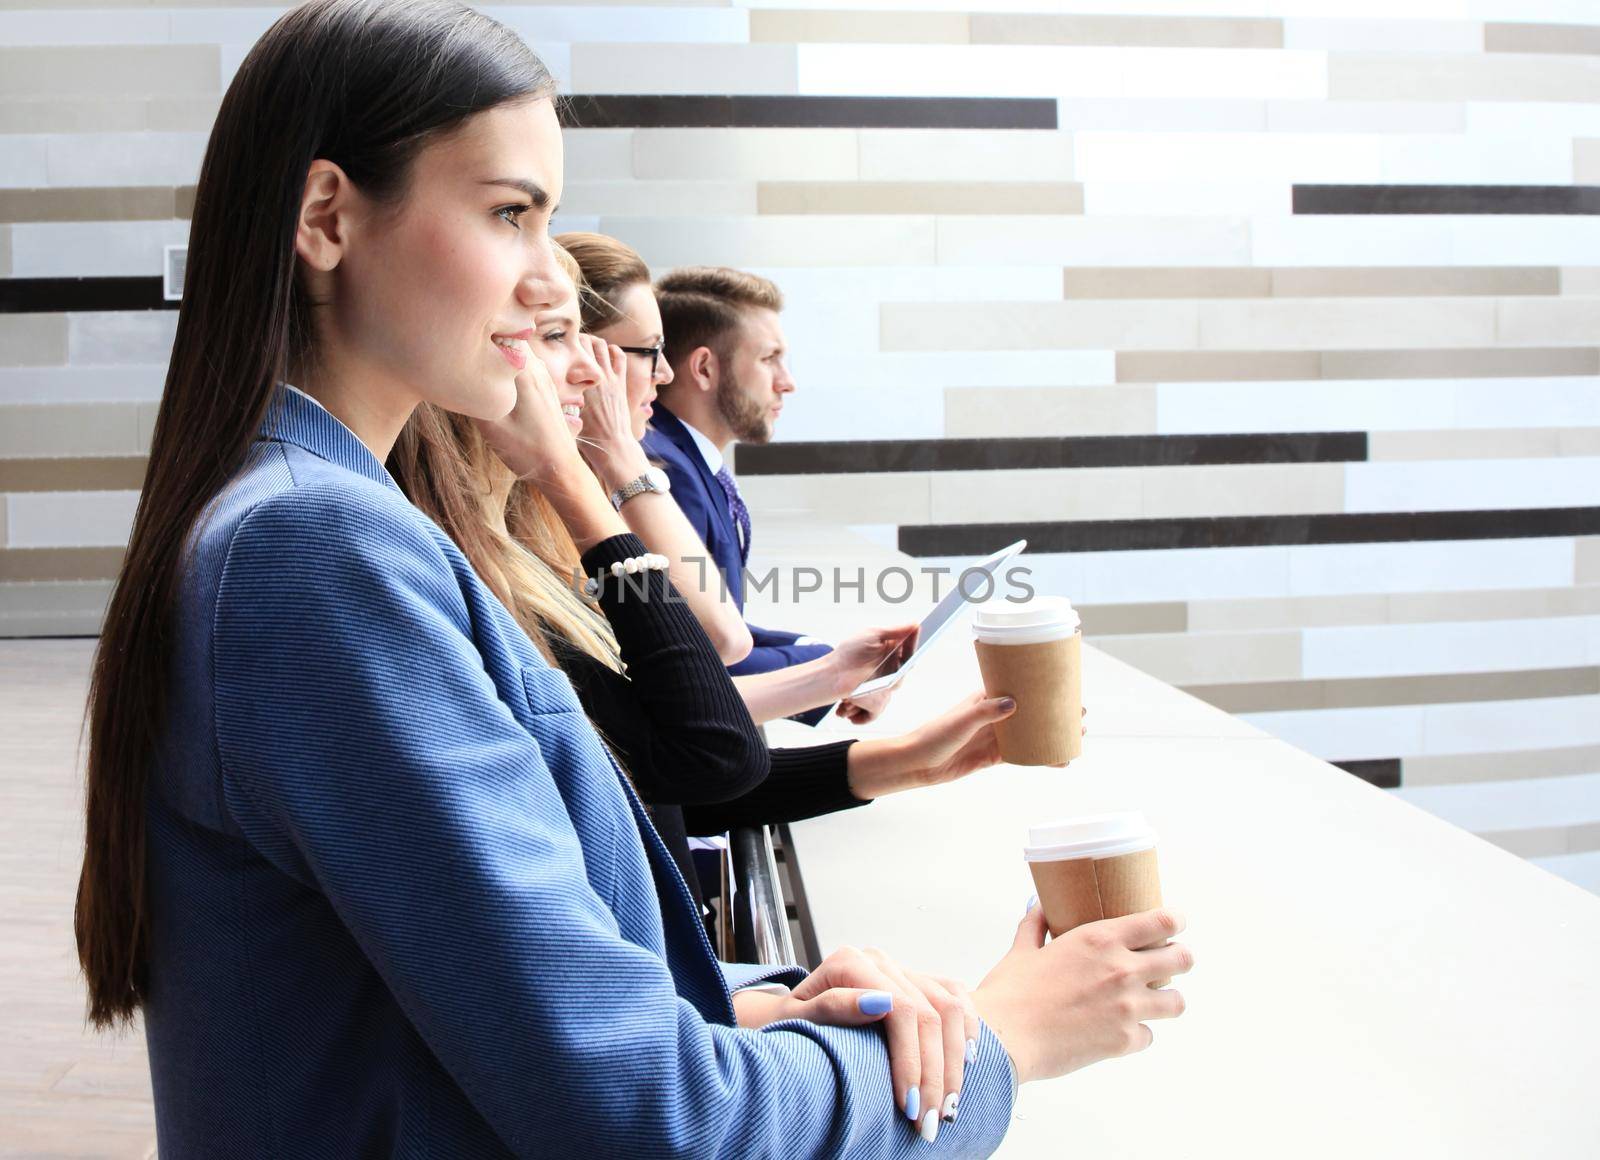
[999,697,1016,711]
[964,1037,978,1065]
[1023,893,1038,916]
[919,1109,940,1143]
[905,1085,920,1121]
[941,1093,960,1122]
[858,990,893,1016]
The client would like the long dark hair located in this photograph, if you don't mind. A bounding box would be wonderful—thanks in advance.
[77,0,556,1029]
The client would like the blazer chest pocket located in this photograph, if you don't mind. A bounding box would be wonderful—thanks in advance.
[519,663,586,718]
[514,665,608,774]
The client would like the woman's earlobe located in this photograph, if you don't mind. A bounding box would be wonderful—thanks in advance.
[295,162,349,272]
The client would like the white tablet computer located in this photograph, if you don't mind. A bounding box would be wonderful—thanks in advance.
[845,539,1028,700]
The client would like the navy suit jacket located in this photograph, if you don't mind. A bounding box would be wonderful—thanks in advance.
[141,385,1015,1156]
[643,402,832,681]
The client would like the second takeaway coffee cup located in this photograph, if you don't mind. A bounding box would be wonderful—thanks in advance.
[1025,812,1169,986]
[972,596,1082,766]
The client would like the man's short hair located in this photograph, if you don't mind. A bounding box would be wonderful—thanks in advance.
[655,266,784,382]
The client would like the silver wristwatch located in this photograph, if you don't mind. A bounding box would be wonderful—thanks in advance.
[610,467,670,511]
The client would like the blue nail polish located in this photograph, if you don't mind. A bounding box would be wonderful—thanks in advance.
[905,1086,920,1121]
[858,990,893,1016]
[1023,893,1038,916]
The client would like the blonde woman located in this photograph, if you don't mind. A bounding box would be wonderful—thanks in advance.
[389,247,1147,1134]
[391,245,1028,916]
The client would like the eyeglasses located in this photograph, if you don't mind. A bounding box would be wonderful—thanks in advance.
[617,339,666,378]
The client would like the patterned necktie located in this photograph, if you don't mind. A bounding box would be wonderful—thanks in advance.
[714,465,752,568]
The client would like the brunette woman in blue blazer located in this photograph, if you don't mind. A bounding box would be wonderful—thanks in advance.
[73,3,1192,1156]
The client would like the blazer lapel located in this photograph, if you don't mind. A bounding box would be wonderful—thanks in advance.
[651,404,741,576]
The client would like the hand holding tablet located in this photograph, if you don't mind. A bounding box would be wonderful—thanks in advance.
[845,540,1028,700]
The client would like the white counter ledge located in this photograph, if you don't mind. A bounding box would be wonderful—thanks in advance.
[751,522,1600,1159]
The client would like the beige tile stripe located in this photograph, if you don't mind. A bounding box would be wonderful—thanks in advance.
[1480,821,1600,859]
[0,315,68,366]
[749,11,1285,49]
[1186,586,1600,633]
[749,10,971,44]
[945,385,1157,438]
[1404,743,1600,786]
[0,45,219,100]
[1485,23,1600,55]
[1082,587,1600,642]
[0,404,150,458]
[1066,266,1561,299]
[1575,139,1600,184]
[1079,601,1188,635]
[0,187,195,224]
[1185,665,1600,714]
[0,95,220,133]
[757,182,1083,215]
[969,14,1282,49]
[0,458,146,492]
[0,580,110,637]
[1579,537,1600,584]
[1368,428,1600,460]
[1329,52,1600,103]
[1116,346,1600,381]
[0,547,122,582]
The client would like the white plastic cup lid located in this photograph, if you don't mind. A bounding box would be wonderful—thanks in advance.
[973,595,1080,643]
[1023,812,1157,862]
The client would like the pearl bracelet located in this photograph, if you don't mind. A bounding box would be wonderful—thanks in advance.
[584,553,670,597]
[608,553,669,578]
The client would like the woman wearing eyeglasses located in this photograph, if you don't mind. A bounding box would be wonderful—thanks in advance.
[544,238,912,713]
[557,231,918,727]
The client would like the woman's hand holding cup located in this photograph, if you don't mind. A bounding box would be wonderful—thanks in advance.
[973,904,1192,1084]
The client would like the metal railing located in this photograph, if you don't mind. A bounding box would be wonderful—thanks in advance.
[726,825,796,966]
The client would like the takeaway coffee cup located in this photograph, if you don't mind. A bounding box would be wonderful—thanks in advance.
[1025,812,1168,986]
[972,596,1082,766]
[1024,812,1162,934]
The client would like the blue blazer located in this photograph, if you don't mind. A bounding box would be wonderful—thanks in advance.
[141,386,1013,1157]
[642,402,832,679]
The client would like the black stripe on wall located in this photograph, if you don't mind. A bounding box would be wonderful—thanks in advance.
[737,432,1367,475]
[1294,184,1600,215]
[559,94,1058,130]
[0,277,169,314]
[898,506,1600,556]
[1332,759,1402,789]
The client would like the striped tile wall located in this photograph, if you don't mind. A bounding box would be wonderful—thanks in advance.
[2,0,1598,895]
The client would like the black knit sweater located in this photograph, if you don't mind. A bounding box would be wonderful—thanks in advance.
[561,534,869,909]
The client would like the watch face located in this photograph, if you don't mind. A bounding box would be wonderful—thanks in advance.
[645,467,670,493]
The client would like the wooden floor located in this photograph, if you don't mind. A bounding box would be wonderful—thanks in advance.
[2,639,156,1158]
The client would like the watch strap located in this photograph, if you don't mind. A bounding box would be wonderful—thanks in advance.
[611,471,663,510]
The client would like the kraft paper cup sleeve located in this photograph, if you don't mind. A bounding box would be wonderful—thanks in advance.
[1027,846,1169,987]
[1098,848,1169,989]
[1028,856,1105,938]
[1095,847,1163,919]
[975,633,1083,766]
